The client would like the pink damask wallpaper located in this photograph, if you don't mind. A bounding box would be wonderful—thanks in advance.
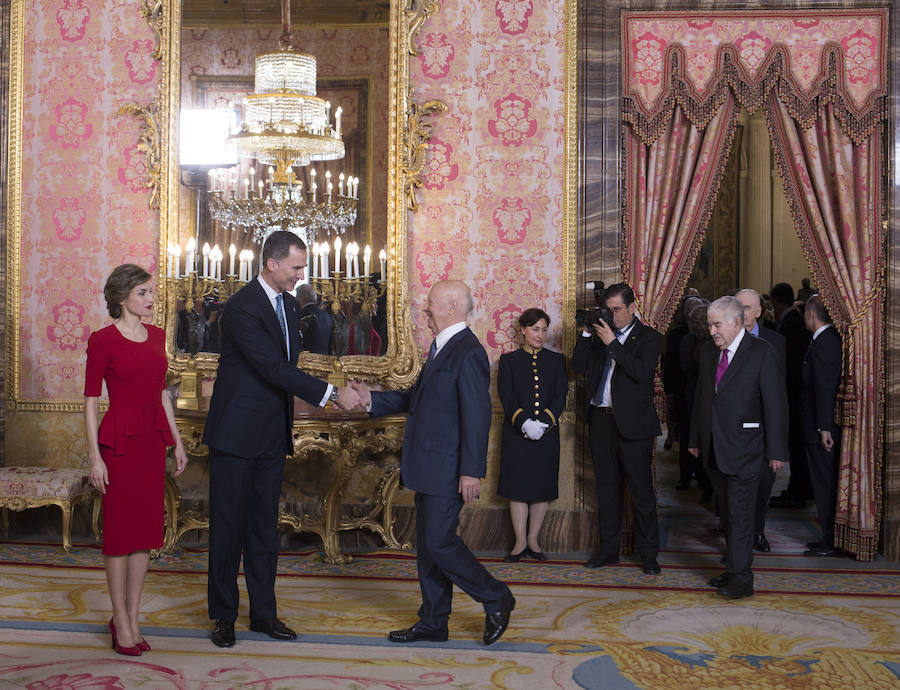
[16,0,158,402]
[12,0,568,403]
[407,0,567,368]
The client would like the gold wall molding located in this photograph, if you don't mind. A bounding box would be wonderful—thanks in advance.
[402,94,448,212]
[117,100,164,209]
[140,0,165,60]
[405,0,441,56]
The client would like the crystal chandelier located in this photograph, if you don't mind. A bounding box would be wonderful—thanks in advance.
[208,0,357,247]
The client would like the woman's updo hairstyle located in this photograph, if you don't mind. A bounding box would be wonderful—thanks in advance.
[518,308,551,329]
[104,264,152,319]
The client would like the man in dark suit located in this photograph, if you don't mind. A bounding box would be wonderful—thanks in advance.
[689,296,788,599]
[353,280,514,646]
[203,231,361,648]
[296,282,333,355]
[572,283,663,575]
[769,282,813,508]
[736,288,786,554]
[799,294,843,557]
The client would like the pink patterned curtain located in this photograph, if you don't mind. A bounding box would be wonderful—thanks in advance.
[765,95,884,560]
[624,97,738,330]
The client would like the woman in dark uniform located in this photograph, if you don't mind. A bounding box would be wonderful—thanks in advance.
[497,308,568,561]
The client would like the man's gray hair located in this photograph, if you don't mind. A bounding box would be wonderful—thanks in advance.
[709,295,744,324]
[296,282,317,306]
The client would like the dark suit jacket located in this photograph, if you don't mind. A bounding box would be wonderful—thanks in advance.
[798,325,842,444]
[203,278,329,458]
[689,333,789,478]
[299,303,333,355]
[777,306,811,406]
[369,327,491,497]
[572,320,662,440]
[756,325,786,374]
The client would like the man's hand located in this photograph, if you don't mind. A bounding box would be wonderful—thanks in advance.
[459,475,480,502]
[688,447,700,458]
[819,429,834,452]
[335,385,362,411]
[769,459,786,471]
[349,380,372,409]
[593,319,616,346]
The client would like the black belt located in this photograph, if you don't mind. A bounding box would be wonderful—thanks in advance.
[592,406,614,415]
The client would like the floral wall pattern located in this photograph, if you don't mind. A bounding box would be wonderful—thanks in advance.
[408,0,567,378]
[15,0,159,402]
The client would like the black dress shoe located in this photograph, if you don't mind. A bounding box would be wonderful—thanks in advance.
[675,482,691,491]
[770,494,805,508]
[503,549,526,563]
[753,533,772,552]
[717,582,754,599]
[584,554,619,569]
[249,617,297,640]
[211,619,236,648]
[525,547,548,561]
[483,594,515,645]
[641,559,661,575]
[807,540,824,549]
[388,623,448,643]
[804,544,840,557]
[708,573,728,588]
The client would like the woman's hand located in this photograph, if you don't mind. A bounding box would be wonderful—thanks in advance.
[173,444,189,477]
[89,452,108,494]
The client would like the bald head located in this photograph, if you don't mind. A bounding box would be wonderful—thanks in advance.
[736,288,763,331]
[425,280,474,335]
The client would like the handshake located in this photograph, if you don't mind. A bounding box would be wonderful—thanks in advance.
[331,380,373,412]
[521,418,548,441]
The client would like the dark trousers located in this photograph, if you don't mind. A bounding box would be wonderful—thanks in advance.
[208,449,285,622]
[588,408,659,560]
[707,449,760,588]
[806,439,840,548]
[414,493,509,632]
[786,415,814,499]
[754,467,776,534]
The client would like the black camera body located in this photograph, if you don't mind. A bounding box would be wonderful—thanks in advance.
[575,281,613,330]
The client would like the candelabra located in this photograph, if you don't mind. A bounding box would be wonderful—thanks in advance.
[312,272,386,316]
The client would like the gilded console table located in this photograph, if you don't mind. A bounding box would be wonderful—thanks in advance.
[166,409,411,564]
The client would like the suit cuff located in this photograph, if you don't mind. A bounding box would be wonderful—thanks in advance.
[543,409,557,426]
[511,408,525,427]
[319,383,333,407]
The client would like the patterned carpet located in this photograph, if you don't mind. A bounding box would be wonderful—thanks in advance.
[1,539,899,689]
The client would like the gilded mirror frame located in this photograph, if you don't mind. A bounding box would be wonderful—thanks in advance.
[148,0,444,389]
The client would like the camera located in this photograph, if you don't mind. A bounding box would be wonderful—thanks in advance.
[575,281,613,330]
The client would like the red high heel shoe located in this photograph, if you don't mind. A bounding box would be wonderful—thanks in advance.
[109,618,142,656]
[136,638,151,652]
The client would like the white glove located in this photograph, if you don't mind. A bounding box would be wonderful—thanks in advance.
[521,419,549,440]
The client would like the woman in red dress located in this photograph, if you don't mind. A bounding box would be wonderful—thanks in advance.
[84,264,187,655]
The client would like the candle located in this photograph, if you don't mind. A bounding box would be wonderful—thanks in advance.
[379,248,386,278]
[247,251,254,279]
[325,101,331,128]
[185,238,196,274]
[311,182,317,202]
[352,243,360,279]
[334,236,342,274]
[229,244,236,276]
[321,243,330,279]
[363,244,371,277]
[257,180,264,198]
[327,182,333,201]
[335,106,342,135]
[345,244,352,279]
[311,243,320,279]
[239,251,247,282]
[202,242,210,279]
[338,172,345,196]
[243,178,249,200]
[287,167,292,188]
[173,244,181,279]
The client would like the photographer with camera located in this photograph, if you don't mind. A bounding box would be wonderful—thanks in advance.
[572,282,663,575]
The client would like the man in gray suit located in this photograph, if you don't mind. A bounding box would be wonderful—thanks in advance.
[353,280,514,645]
[689,296,788,599]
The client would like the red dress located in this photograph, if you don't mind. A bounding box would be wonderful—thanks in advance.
[84,324,175,555]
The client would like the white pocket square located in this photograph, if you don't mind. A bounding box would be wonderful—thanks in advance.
[742,422,760,429]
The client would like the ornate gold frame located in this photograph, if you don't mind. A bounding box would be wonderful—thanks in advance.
[145,0,444,389]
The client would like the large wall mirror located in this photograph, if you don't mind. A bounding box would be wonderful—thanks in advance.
[157,0,438,388]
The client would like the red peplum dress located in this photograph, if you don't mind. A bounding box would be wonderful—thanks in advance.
[84,324,175,555]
